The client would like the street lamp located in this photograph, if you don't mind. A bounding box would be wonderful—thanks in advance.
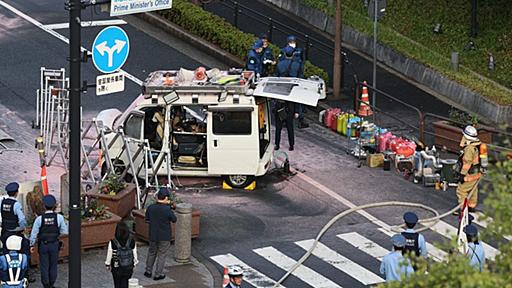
[368,0,386,121]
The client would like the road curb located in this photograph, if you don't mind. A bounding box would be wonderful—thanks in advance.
[135,12,244,68]
[192,246,223,288]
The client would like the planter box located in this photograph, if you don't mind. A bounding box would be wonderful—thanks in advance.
[85,184,136,218]
[133,209,200,242]
[29,234,69,266]
[81,212,122,249]
[433,121,492,153]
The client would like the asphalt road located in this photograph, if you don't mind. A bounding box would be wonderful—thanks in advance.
[0,1,502,287]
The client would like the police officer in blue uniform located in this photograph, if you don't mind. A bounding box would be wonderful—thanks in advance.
[259,34,275,77]
[464,224,485,271]
[0,235,29,288]
[278,36,309,128]
[1,183,27,254]
[380,234,414,282]
[29,195,68,288]
[401,212,428,262]
[246,39,264,77]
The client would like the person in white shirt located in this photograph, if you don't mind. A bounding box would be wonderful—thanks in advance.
[105,222,138,288]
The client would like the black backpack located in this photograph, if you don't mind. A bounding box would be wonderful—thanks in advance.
[112,237,134,268]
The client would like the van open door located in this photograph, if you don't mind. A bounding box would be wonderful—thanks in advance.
[252,77,326,106]
[207,106,259,177]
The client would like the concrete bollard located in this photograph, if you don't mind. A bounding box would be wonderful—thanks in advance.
[451,52,459,71]
[175,203,193,263]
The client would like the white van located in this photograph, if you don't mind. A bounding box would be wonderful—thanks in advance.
[97,68,325,188]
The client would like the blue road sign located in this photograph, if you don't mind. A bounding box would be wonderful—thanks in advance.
[92,26,130,74]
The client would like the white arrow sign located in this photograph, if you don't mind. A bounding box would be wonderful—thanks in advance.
[95,40,127,68]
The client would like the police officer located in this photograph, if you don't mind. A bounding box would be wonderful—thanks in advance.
[259,34,275,77]
[464,224,485,271]
[226,265,244,288]
[278,36,309,129]
[401,212,427,260]
[246,39,264,77]
[455,126,482,214]
[29,195,68,288]
[380,234,414,282]
[0,235,29,288]
[0,183,27,253]
[273,99,299,151]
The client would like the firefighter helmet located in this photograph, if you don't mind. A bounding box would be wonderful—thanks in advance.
[228,265,244,277]
[463,125,479,141]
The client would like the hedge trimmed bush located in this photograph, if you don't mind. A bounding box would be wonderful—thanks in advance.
[158,0,329,82]
[299,0,512,105]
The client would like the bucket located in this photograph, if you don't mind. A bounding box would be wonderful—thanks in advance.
[440,159,458,184]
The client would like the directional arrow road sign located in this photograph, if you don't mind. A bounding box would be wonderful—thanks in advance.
[92,26,130,74]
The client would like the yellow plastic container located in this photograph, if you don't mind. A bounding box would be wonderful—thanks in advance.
[336,113,345,134]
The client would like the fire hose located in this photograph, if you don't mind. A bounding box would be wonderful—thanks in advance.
[271,179,479,288]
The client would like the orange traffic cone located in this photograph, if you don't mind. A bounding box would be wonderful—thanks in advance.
[222,266,229,287]
[41,164,49,196]
[358,81,373,117]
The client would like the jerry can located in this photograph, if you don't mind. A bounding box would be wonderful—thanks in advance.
[336,113,345,134]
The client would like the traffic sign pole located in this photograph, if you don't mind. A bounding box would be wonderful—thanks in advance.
[68,0,82,286]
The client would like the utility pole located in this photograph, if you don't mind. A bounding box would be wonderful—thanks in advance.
[332,0,343,99]
[470,0,477,38]
[372,0,377,122]
[68,0,82,286]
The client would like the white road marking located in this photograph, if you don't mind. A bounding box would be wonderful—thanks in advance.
[43,19,127,30]
[377,228,447,262]
[337,232,389,261]
[211,253,285,288]
[254,246,341,288]
[0,0,143,86]
[295,239,384,285]
[429,220,498,260]
[472,212,512,241]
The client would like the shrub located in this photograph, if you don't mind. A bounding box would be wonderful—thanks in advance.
[158,0,329,81]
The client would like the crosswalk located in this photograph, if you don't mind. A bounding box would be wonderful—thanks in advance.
[211,218,506,288]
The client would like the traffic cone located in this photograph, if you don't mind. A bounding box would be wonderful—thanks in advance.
[98,148,103,169]
[222,266,229,287]
[41,164,49,196]
[358,81,373,117]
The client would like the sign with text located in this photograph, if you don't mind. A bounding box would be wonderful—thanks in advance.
[110,0,172,16]
[96,72,125,96]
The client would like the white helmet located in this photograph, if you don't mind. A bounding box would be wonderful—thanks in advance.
[6,235,22,251]
[463,125,479,142]
[228,265,244,277]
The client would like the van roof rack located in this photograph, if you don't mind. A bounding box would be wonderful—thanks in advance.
[142,68,255,95]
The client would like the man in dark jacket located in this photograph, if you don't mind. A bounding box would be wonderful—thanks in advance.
[273,100,299,151]
[144,187,177,281]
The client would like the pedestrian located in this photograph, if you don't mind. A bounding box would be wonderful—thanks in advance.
[401,212,428,261]
[105,222,138,288]
[464,224,485,271]
[0,235,29,288]
[144,187,177,281]
[259,34,275,77]
[273,100,299,151]
[380,234,414,282]
[0,183,27,254]
[454,126,482,215]
[277,37,309,128]
[29,195,68,288]
[225,265,244,288]
[245,39,264,78]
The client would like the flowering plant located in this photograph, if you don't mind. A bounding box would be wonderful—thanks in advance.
[99,174,126,195]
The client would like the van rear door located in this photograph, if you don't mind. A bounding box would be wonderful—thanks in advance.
[252,77,326,106]
[207,106,259,175]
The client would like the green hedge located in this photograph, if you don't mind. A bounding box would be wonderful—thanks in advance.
[299,0,512,105]
[158,0,329,82]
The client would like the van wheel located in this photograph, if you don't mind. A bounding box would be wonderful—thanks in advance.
[223,175,255,189]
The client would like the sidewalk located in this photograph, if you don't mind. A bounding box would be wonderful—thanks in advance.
[29,242,214,288]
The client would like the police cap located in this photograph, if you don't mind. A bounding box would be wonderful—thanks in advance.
[5,182,19,194]
[157,187,171,199]
[463,224,478,237]
[286,35,296,43]
[403,212,418,225]
[253,39,263,50]
[391,234,406,248]
[43,195,57,208]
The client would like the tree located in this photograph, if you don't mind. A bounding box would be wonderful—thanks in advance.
[379,151,512,287]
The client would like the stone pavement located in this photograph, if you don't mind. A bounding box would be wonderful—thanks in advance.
[29,242,214,288]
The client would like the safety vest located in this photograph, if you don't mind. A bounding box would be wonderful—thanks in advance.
[1,253,25,287]
[0,199,18,232]
[401,232,420,257]
[38,213,59,243]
